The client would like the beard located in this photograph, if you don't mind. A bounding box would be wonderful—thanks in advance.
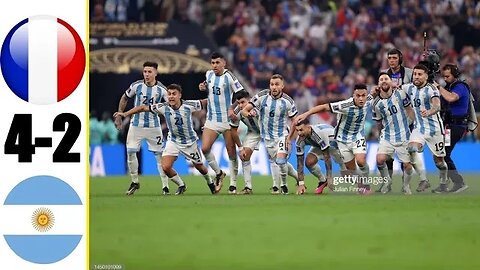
[413,80,423,87]
[381,83,390,92]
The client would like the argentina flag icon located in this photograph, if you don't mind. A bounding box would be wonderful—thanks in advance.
[3,175,83,264]
[0,15,85,104]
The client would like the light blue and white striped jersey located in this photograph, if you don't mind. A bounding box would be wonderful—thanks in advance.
[230,106,261,134]
[125,80,167,128]
[150,100,202,146]
[403,83,444,136]
[296,124,335,155]
[330,96,373,144]
[205,69,244,123]
[250,89,298,140]
[372,89,412,143]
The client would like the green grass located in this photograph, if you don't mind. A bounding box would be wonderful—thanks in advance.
[90,175,480,270]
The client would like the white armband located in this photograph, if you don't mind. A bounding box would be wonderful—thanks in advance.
[298,181,305,186]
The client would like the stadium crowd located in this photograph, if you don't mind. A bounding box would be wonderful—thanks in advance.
[90,0,480,141]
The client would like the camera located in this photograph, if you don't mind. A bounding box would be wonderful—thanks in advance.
[419,49,441,83]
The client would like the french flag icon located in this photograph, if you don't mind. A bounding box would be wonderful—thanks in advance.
[0,15,85,105]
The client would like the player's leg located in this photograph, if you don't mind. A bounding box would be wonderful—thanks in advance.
[396,144,413,195]
[162,141,186,195]
[402,162,414,195]
[305,150,328,194]
[181,142,216,194]
[240,147,254,194]
[352,138,370,194]
[425,135,449,193]
[408,129,431,192]
[201,125,224,180]
[276,137,290,194]
[266,142,280,194]
[145,127,170,193]
[338,141,357,190]
[223,129,239,194]
[376,140,394,193]
[125,127,142,195]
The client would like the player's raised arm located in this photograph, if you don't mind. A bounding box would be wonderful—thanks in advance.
[295,104,331,124]
[114,105,149,118]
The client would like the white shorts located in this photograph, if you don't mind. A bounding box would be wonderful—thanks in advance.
[126,126,163,154]
[308,146,344,166]
[377,140,410,163]
[265,136,289,160]
[242,132,261,151]
[337,138,367,163]
[409,129,446,157]
[163,140,204,164]
[204,120,231,134]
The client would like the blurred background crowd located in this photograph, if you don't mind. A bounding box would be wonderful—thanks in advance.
[90,0,480,142]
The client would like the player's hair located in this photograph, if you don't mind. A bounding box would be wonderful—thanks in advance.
[210,52,224,60]
[353,83,368,91]
[167,84,182,93]
[442,63,461,78]
[295,119,310,126]
[234,90,250,100]
[413,63,429,74]
[378,71,390,80]
[143,61,158,69]
[271,74,284,81]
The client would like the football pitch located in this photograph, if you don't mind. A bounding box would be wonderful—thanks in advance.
[90,175,480,270]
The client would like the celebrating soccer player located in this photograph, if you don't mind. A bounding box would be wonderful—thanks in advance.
[294,121,345,195]
[295,84,373,194]
[113,61,170,195]
[405,64,448,193]
[114,84,217,195]
[199,52,247,193]
[241,74,299,194]
[372,72,416,194]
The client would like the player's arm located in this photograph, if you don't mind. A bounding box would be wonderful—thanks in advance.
[114,93,129,130]
[294,104,330,124]
[114,105,149,118]
[421,95,441,117]
[199,99,208,109]
[199,80,207,91]
[241,103,255,117]
[296,152,306,194]
[405,105,415,123]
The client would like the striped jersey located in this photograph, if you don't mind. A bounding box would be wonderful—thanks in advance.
[205,69,244,123]
[372,89,412,143]
[149,100,202,146]
[229,106,261,134]
[403,83,444,136]
[125,80,167,128]
[329,96,373,144]
[250,89,298,140]
[296,124,336,155]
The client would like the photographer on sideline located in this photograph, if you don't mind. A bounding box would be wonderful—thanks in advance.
[434,64,469,193]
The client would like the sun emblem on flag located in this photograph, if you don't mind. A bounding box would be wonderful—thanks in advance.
[31,207,55,232]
